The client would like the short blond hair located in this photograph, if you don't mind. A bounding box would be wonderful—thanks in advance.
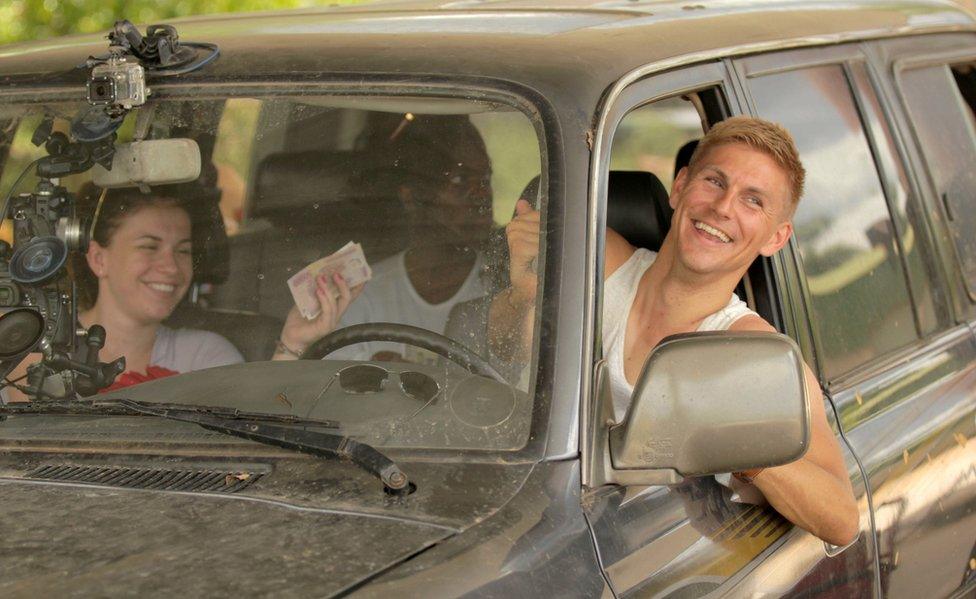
[688,116,805,211]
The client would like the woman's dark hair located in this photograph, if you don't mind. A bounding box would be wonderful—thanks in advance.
[89,187,186,248]
[74,186,190,310]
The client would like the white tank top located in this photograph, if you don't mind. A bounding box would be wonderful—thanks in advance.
[602,248,758,422]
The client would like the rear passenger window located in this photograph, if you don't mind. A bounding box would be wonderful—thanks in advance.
[898,62,976,300]
[213,98,261,236]
[748,65,919,379]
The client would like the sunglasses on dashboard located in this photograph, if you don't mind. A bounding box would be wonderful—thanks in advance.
[337,364,441,404]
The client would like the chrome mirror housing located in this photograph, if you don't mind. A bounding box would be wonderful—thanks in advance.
[587,331,811,488]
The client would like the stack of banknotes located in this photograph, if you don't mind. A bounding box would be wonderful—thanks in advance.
[287,241,372,319]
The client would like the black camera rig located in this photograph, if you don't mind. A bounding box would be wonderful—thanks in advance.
[0,122,124,398]
[0,20,218,400]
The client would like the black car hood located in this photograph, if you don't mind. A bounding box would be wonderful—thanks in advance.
[0,412,536,596]
[0,479,452,597]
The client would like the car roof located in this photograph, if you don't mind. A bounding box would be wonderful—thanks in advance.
[0,0,974,111]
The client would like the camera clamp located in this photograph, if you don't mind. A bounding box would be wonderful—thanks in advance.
[0,120,125,399]
[0,20,218,400]
[76,20,220,143]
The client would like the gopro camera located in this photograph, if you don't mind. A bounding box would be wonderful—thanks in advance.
[87,56,148,110]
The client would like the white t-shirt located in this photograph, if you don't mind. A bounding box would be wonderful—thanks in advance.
[333,250,489,362]
[150,325,244,372]
[602,248,765,504]
[602,248,758,421]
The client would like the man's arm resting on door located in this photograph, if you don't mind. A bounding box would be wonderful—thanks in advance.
[729,315,860,547]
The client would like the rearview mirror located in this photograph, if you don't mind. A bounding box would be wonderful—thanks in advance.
[587,331,811,487]
[92,139,201,188]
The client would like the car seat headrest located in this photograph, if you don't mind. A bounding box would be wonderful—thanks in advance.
[674,139,699,180]
[514,171,672,251]
[607,170,672,252]
[188,195,229,285]
[252,151,368,220]
[517,175,542,210]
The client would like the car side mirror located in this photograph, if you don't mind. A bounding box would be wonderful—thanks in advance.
[586,331,811,488]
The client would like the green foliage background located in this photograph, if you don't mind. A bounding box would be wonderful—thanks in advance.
[0,0,360,46]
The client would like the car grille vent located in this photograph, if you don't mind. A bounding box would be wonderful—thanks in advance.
[25,465,264,493]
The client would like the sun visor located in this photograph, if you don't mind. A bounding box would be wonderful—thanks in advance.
[92,139,201,188]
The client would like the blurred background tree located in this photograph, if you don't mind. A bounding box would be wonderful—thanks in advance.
[0,0,363,46]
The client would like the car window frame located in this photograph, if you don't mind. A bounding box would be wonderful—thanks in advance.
[886,40,976,322]
[582,62,817,594]
[582,60,745,486]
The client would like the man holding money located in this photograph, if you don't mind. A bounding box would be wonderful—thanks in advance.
[274,114,495,363]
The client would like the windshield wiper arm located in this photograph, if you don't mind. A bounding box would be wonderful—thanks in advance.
[0,399,413,495]
[119,400,413,495]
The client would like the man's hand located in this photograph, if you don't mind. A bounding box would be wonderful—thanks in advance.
[505,199,540,306]
[276,273,365,360]
[487,199,541,363]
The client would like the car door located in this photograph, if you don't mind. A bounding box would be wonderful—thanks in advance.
[864,32,976,598]
[735,39,976,598]
[581,60,877,598]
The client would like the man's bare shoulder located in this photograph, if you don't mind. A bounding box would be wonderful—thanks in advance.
[728,314,777,333]
[605,227,636,280]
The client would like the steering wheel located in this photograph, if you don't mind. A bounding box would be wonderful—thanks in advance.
[302,322,507,384]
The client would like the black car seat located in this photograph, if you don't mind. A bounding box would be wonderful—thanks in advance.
[165,306,283,362]
[482,169,673,283]
[163,169,285,362]
[443,175,544,378]
[674,139,699,180]
[511,170,672,251]
[606,171,672,251]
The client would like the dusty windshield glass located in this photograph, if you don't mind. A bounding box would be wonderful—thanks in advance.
[0,93,544,452]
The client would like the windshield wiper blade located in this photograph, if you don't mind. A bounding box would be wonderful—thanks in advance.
[0,398,341,428]
[97,398,346,428]
[0,399,412,495]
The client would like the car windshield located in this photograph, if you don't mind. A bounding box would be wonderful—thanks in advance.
[0,90,545,453]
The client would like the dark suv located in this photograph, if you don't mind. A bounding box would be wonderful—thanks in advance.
[0,1,974,597]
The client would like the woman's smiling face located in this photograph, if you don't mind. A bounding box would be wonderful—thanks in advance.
[86,204,193,325]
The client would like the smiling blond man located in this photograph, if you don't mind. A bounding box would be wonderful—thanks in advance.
[493,116,859,546]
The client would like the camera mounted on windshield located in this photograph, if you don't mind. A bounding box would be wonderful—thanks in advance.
[77,20,219,142]
[0,21,216,400]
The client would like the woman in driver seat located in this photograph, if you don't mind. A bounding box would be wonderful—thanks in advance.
[5,186,339,399]
[73,188,245,390]
[77,187,355,387]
